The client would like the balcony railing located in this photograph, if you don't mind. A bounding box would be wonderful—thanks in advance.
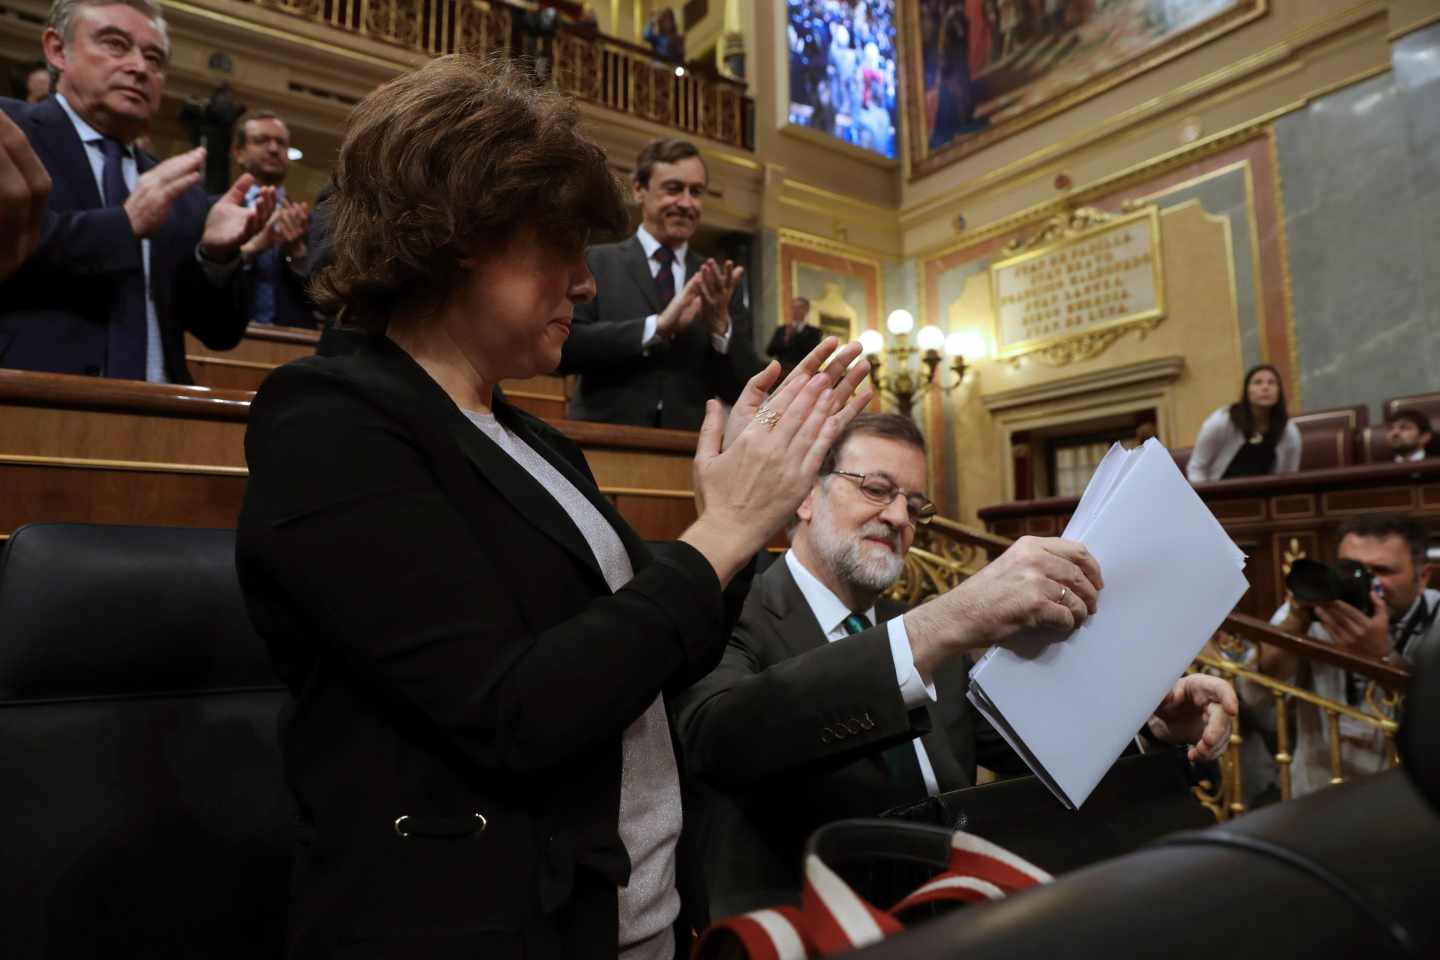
[235,0,754,149]
[899,520,1409,823]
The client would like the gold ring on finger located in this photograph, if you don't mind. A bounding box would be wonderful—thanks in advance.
[753,406,781,431]
[1058,587,1069,604]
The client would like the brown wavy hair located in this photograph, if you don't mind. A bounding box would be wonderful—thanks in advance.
[312,54,629,332]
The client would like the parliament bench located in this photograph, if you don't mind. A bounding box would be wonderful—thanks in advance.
[0,369,699,542]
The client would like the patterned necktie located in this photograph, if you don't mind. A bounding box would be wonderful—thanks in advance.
[839,610,926,797]
[98,137,148,380]
[652,245,675,309]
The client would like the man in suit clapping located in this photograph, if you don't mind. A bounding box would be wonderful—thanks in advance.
[0,0,272,383]
[560,138,762,430]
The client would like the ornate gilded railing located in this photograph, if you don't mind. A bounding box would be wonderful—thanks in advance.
[234,0,754,149]
[898,522,1410,822]
[550,25,752,151]
[242,0,513,57]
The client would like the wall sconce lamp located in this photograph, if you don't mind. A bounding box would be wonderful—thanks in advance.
[858,310,982,419]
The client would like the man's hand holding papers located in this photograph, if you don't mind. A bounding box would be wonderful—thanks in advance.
[903,536,1104,685]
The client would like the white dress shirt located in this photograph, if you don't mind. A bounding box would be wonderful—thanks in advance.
[783,550,941,796]
[55,93,165,383]
[634,225,730,353]
[1396,448,1426,463]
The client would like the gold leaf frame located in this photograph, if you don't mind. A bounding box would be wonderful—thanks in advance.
[900,0,1268,180]
[988,205,1165,366]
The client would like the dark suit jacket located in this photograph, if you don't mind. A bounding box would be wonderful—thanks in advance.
[0,96,251,383]
[236,336,746,958]
[764,324,822,370]
[559,235,762,430]
[248,248,319,329]
[672,556,1023,920]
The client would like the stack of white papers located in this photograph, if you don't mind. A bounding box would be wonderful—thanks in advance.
[966,439,1249,809]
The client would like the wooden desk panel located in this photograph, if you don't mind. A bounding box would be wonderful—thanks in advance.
[185,325,568,417]
[0,370,694,540]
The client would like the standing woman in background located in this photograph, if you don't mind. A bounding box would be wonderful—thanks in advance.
[236,54,870,959]
[1187,363,1302,482]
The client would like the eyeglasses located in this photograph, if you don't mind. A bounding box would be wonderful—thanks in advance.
[827,469,936,525]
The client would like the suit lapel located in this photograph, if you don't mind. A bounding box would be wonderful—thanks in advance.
[624,236,663,316]
[29,98,102,209]
[360,339,613,592]
[759,559,833,660]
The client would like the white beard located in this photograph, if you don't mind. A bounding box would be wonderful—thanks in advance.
[809,491,905,595]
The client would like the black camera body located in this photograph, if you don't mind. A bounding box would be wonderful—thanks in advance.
[1285,558,1374,616]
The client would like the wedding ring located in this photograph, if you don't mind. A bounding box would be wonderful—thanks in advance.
[753,406,781,431]
[1058,587,1069,604]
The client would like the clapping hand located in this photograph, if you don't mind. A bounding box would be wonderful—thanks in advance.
[697,258,743,337]
[125,146,206,239]
[200,172,275,262]
[241,200,311,264]
[0,110,50,282]
[683,344,872,585]
[723,335,870,450]
[1146,674,1239,762]
[655,272,704,339]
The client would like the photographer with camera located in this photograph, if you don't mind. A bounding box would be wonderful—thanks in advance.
[1247,515,1437,797]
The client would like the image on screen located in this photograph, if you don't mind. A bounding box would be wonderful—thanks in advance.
[787,0,899,159]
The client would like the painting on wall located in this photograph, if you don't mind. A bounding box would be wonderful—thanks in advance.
[902,0,1265,176]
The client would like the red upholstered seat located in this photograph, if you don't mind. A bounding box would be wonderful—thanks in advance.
[1290,405,1368,470]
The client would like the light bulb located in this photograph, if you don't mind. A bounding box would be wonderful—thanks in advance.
[287,147,303,161]
[886,309,914,335]
[858,329,886,355]
[945,330,985,358]
[916,325,945,351]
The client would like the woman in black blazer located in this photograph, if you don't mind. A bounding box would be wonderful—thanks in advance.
[235,55,871,959]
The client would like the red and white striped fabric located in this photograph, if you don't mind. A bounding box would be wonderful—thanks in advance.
[694,831,1052,959]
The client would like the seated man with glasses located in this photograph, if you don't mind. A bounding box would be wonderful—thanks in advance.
[674,413,1235,919]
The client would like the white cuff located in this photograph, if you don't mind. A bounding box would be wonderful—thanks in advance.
[710,320,732,354]
[642,314,661,349]
[887,615,937,709]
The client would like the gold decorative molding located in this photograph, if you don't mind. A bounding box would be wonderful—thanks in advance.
[1018,319,1165,368]
[1281,536,1307,577]
[981,355,1186,413]
[1265,124,1303,411]
[999,206,1121,255]
[1387,8,1440,41]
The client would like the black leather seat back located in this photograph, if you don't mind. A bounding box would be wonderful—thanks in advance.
[0,523,292,959]
[850,769,1440,959]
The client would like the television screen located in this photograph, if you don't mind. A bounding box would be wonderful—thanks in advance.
[787,0,899,159]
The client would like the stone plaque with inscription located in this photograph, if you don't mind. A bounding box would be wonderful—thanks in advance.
[990,207,1164,363]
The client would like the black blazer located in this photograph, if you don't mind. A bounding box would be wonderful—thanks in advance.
[236,336,745,957]
[764,324,822,370]
[0,96,251,383]
[559,235,762,430]
[672,557,1024,919]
